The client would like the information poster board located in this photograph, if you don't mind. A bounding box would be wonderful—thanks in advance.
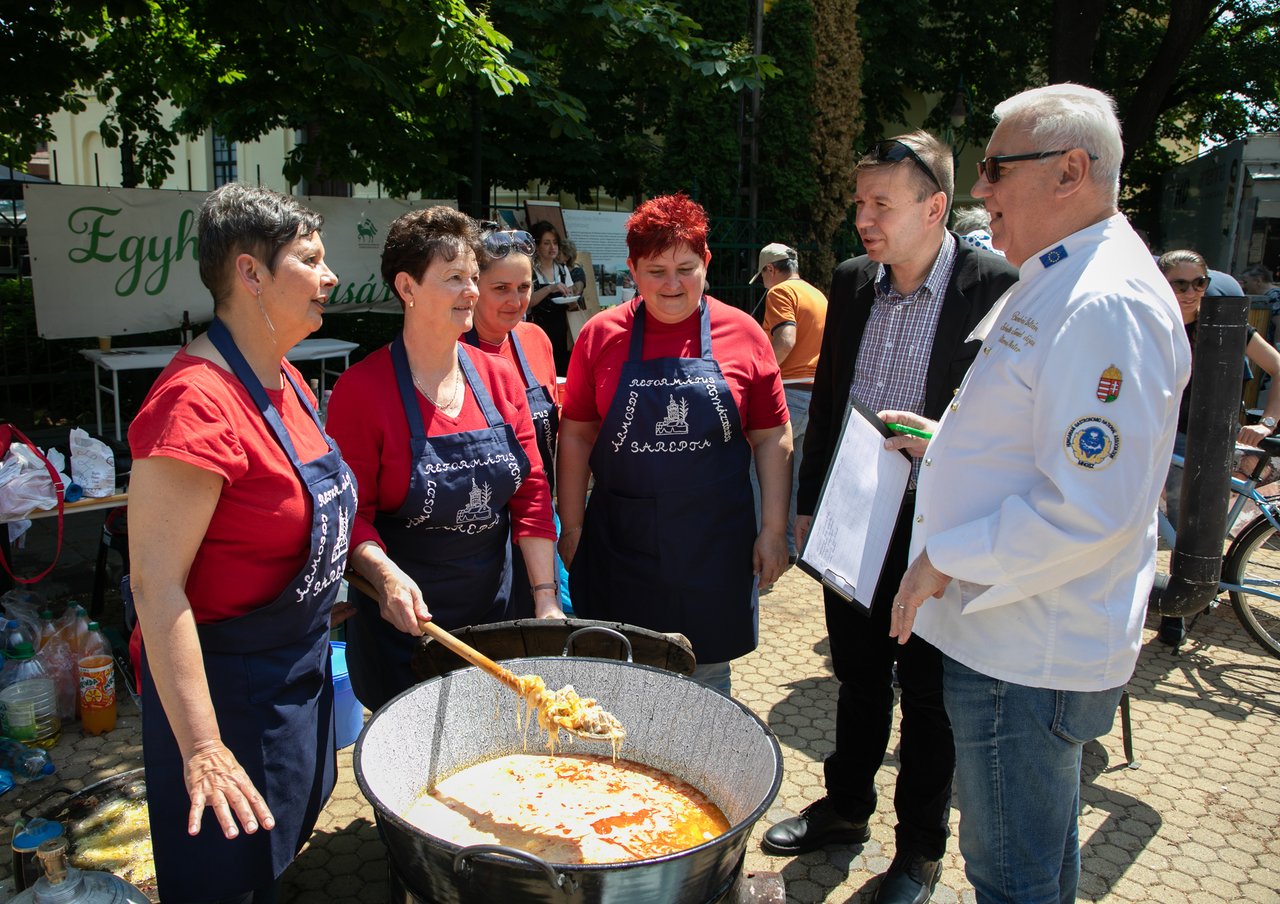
[24,184,446,339]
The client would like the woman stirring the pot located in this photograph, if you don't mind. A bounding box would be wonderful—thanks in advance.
[557,194,791,696]
[326,208,561,714]
[462,226,565,617]
[127,184,355,903]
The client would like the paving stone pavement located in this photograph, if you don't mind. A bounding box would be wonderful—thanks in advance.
[2,524,1279,902]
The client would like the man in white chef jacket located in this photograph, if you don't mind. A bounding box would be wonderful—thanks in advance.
[881,84,1191,904]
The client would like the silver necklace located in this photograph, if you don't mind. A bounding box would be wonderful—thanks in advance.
[413,364,463,411]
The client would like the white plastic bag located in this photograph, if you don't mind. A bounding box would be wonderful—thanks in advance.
[69,428,115,498]
[0,444,66,519]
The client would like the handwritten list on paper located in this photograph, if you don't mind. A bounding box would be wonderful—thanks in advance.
[799,402,912,611]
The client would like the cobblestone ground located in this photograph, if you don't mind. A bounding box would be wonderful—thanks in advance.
[2,560,1278,902]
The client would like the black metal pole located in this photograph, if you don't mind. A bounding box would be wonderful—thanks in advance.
[1156,294,1250,616]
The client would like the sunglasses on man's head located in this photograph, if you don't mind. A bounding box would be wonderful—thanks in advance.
[481,229,535,258]
[869,139,943,193]
[976,149,1100,184]
[1168,275,1211,293]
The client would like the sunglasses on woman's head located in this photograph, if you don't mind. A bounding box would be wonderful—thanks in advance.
[1169,276,1210,293]
[481,230,535,258]
[869,139,944,193]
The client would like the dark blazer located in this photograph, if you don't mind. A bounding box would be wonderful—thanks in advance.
[797,236,1019,515]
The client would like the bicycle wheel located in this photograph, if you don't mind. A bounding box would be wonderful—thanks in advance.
[1223,513,1280,659]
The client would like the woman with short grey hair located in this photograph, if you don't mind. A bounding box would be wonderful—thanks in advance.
[127,182,353,903]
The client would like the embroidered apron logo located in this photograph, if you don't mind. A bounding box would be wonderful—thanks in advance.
[457,478,494,524]
[655,395,690,435]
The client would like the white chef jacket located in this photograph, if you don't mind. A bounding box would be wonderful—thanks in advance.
[911,215,1192,692]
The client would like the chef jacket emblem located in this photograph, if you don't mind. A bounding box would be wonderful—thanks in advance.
[1096,364,1123,403]
[1065,415,1120,469]
[1039,244,1069,268]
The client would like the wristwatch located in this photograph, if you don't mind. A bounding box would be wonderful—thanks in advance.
[1262,416,1277,432]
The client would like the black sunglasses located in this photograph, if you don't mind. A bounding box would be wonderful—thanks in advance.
[977,149,1100,184]
[481,229,535,258]
[870,139,943,193]
[1168,275,1211,293]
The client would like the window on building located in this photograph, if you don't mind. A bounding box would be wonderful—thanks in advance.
[213,134,238,187]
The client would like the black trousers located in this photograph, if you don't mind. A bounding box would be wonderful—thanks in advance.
[822,501,954,860]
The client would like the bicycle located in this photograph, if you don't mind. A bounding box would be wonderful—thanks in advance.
[1159,434,1280,659]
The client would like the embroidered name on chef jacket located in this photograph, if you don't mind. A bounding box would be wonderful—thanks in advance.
[1064,416,1120,469]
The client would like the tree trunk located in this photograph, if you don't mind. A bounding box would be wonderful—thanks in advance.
[1116,0,1217,161]
[1047,0,1109,85]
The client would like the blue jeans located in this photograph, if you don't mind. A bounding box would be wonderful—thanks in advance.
[751,386,810,557]
[943,656,1124,904]
[691,660,732,696]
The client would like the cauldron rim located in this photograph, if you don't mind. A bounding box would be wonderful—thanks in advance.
[353,656,783,873]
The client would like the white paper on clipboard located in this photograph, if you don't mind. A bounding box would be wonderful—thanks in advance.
[798,397,912,612]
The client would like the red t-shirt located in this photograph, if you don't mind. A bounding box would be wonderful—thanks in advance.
[562,297,789,430]
[128,351,332,622]
[471,321,558,404]
[325,342,555,552]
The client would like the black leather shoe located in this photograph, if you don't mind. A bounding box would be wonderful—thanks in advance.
[761,797,870,855]
[873,852,943,904]
[1157,615,1186,648]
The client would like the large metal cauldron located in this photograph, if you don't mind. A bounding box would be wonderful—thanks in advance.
[355,657,782,904]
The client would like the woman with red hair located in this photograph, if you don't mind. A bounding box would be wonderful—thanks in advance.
[557,194,792,695]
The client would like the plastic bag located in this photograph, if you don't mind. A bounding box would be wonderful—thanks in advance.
[0,443,67,519]
[69,428,115,498]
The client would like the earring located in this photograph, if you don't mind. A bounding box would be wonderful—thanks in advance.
[408,298,415,308]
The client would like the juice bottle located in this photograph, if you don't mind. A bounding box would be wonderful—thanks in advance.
[78,622,116,735]
[36,612,56,652]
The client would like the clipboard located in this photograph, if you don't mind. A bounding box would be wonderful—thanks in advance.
[796,395,914,614]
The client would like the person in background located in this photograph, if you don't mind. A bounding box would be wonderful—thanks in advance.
[127,183,354,903]
[557,193,791,696]
[559,236,589,298]
[951,205,1001,256]
[326,208,561,715]
[1240,264,1280,341]
[462,225,568,616]
[1157,248,1280,647]
[887,84,1190,904]
[529,222,576,375]
[748,242,827,566]
[761,132,1016,904]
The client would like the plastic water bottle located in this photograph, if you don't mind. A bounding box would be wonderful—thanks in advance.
[0,633,61,748]
[0,738,55,780]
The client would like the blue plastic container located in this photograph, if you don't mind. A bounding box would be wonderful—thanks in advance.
[330,642,363,749]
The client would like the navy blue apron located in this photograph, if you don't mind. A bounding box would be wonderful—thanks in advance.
[138,318,356,902]
[346,337,530,712]
[569,299,758,663]
[464,327,559,618]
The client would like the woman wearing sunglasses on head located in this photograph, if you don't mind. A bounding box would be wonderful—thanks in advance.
[1158,248,1280,646]
[462,226,565,617]
[325,209,562,714]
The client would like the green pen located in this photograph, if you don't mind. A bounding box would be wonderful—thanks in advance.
[888,423,933,440]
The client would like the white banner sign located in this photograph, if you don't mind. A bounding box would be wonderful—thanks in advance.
[24,184,445,339]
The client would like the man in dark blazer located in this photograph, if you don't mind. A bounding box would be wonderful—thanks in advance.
[762,131,1018,904]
